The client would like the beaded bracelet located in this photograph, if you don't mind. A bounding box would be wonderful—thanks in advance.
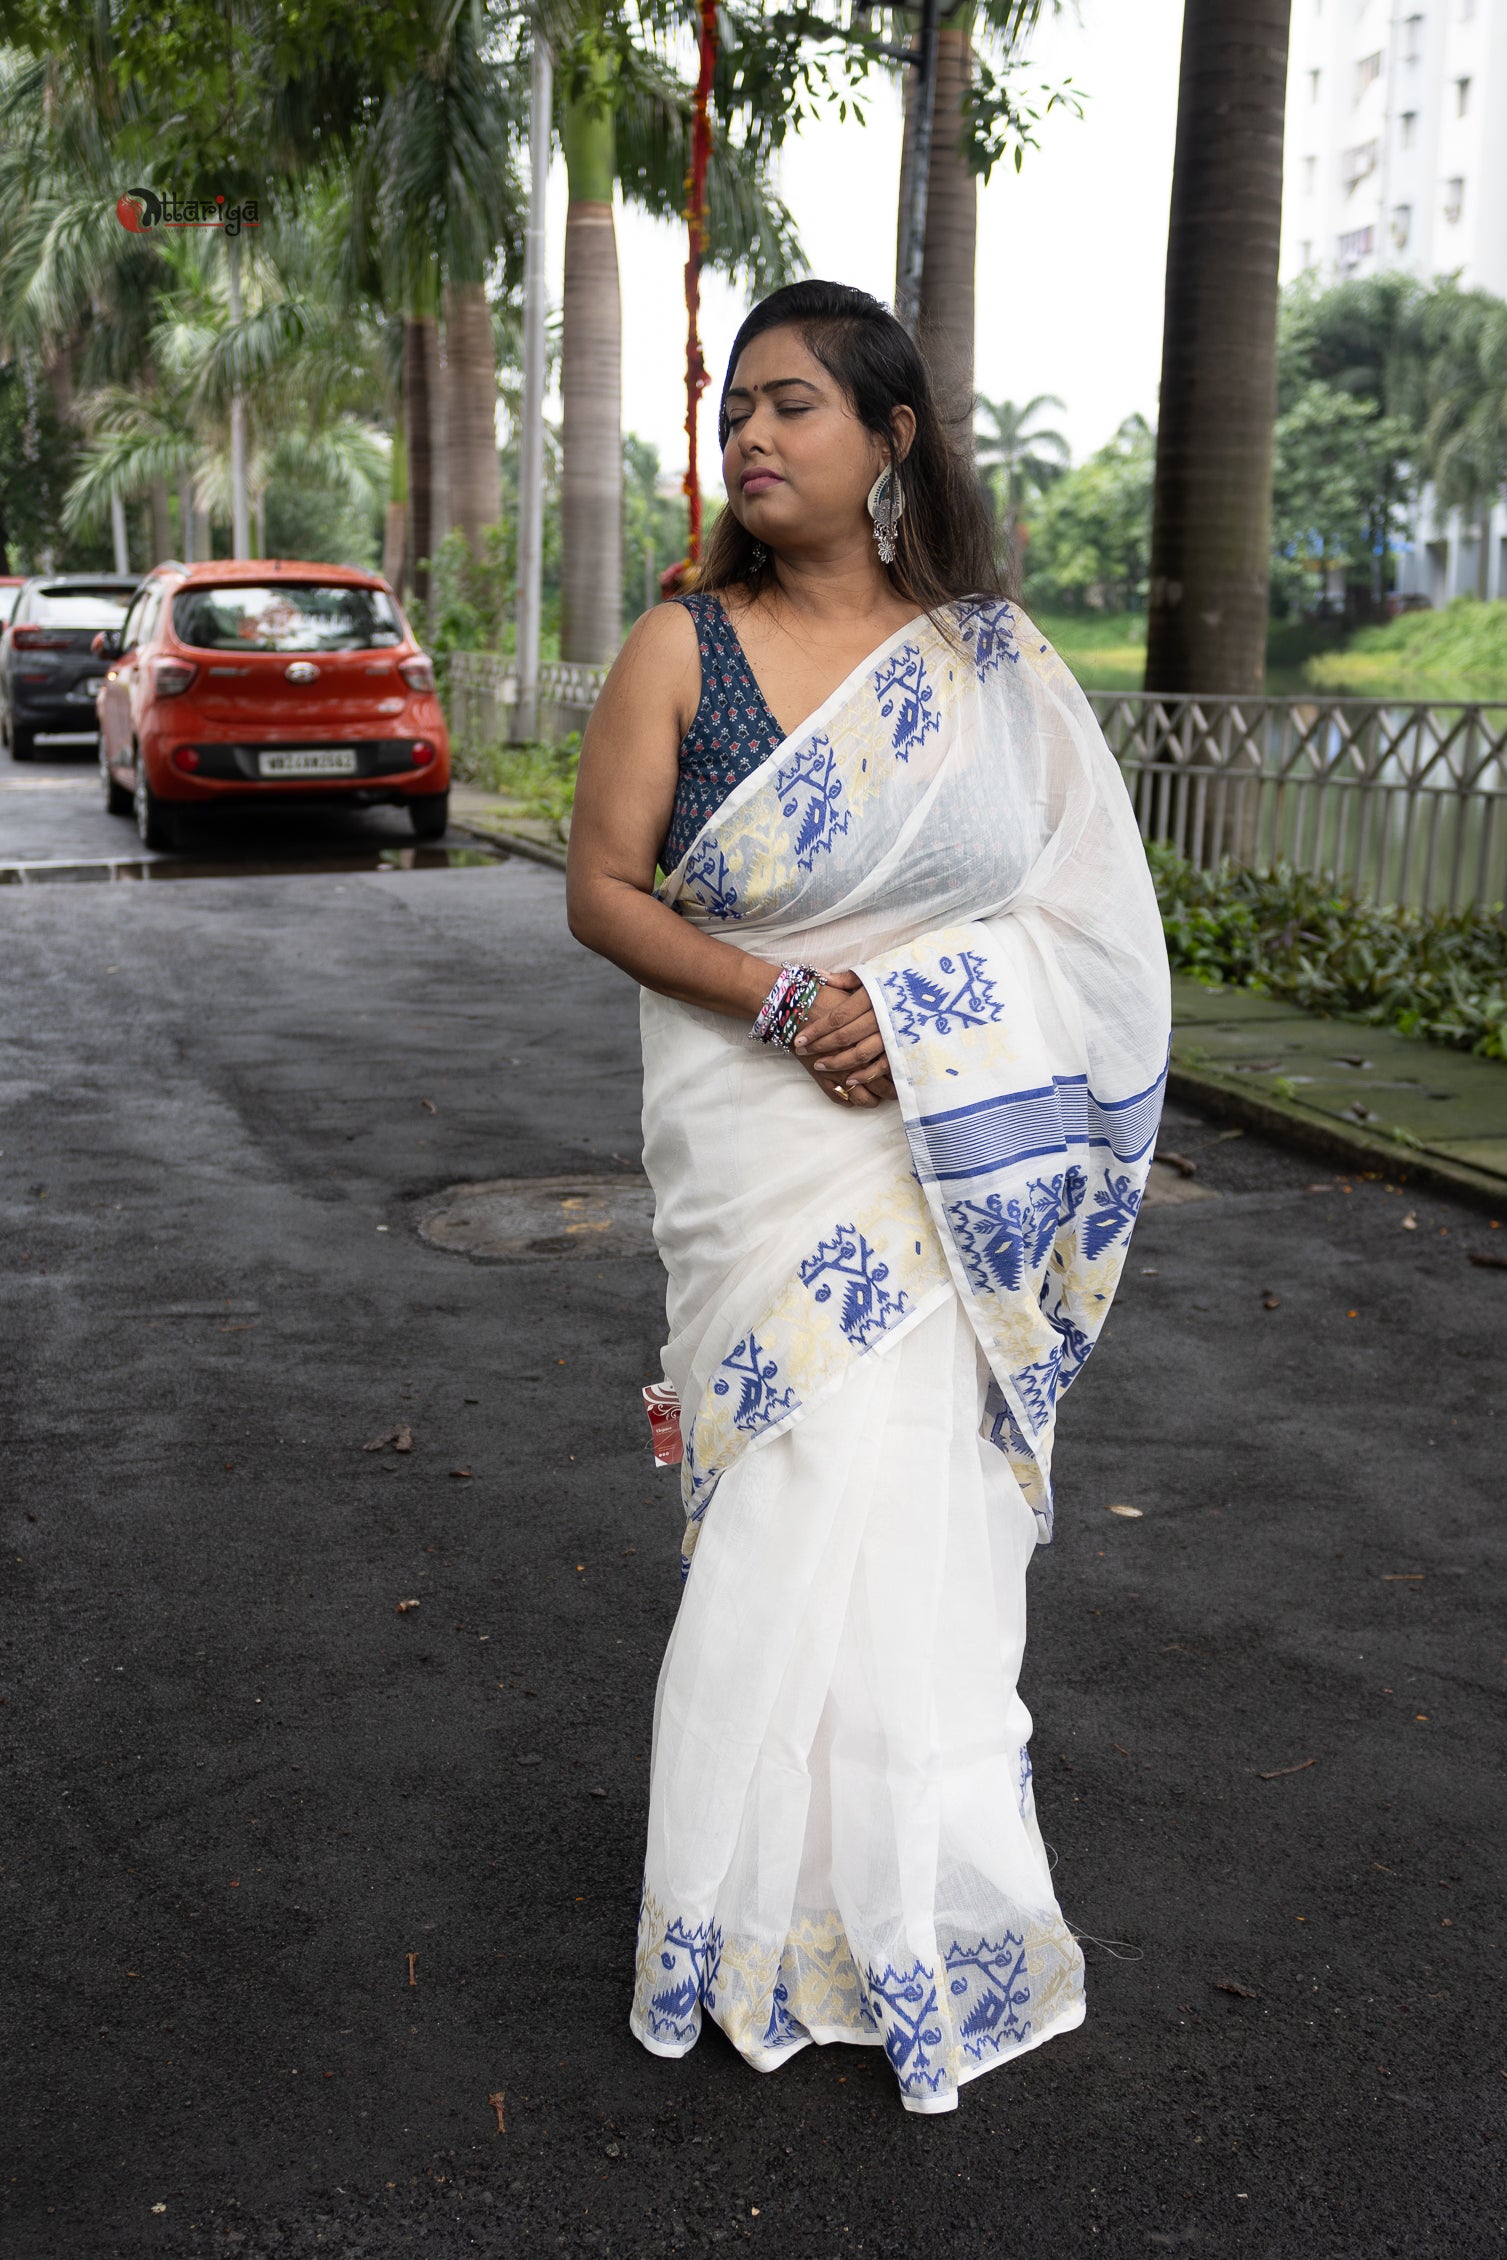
[750,963,824,1051]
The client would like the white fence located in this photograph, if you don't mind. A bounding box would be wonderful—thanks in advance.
[441,655,1507,913]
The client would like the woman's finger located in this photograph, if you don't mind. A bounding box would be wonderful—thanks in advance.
[796,1006,878,1058]
[811,1033,888,1076]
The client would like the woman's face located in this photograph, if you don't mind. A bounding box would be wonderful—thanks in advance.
[720,325,912,554]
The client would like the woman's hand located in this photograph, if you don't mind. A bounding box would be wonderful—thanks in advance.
[793,972,895,1107]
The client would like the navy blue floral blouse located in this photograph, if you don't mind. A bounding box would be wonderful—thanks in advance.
[662,593,786,872]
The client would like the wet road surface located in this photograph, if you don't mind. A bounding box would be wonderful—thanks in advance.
[2,758,1503,2258]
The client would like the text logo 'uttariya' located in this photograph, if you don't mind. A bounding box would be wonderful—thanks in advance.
[115,189,261,238]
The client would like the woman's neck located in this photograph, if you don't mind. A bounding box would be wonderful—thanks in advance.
[761,538,910,628]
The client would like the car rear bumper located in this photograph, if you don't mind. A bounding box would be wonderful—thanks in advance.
[143,736,450,802]
[10,682,105,725]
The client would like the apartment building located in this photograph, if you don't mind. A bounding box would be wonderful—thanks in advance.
[1280,0,1507,601]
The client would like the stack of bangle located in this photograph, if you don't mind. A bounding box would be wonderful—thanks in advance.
[750,963,824,1050]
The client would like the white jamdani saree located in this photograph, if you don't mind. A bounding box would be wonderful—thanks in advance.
[630,599,1170,2113]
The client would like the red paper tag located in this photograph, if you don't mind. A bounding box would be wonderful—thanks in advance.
[642,1381,683,1467]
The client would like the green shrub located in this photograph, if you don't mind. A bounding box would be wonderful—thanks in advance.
[1303,598,1507,700]
[1149,843,1507,1058]
[449,733,581,820]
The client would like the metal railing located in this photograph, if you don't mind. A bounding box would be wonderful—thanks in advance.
[1089,692,1507,912]
[445,652,609,750]
[440,657,1507,914]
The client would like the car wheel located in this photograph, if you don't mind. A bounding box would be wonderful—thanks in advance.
[134,757,178,851]
[408,790,450,841]
[10,719,34,763]
[101,741,133,817]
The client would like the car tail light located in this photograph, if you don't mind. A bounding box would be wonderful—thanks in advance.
[172,746,202,773]
[398,654,435,693]
[156,658,198,698]
[11,626,71,650]
[409,739,436,768]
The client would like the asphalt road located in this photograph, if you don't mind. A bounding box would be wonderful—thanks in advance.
[3,757,1504,2260]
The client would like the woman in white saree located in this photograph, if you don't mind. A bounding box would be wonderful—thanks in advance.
[567,282,1169,2115]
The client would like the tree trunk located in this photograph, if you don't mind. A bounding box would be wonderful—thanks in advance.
[403,314,437,606]
[1144,0,1293,695]
[442,279,502,557]
[150,477,173,564]
[897,14,977,435]
[1478,505,1491,601]
[427,316,449,557]
[560,64,622,663]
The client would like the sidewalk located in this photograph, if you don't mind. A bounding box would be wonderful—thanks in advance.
[1170,974,1506,1210]
[451,787,1505,1212]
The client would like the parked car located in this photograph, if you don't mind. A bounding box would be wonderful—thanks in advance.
[1,573,138,760]
[0,576,25,626]
[95,560,451,849]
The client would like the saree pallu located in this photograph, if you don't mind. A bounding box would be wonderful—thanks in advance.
[631,601,1170,2113]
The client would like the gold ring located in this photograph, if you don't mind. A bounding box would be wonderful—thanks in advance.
[834,1083,850,1102]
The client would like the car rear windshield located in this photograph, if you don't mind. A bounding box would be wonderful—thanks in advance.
[30,588,134,627]
[0,586,21,624]
[172,583,403,653]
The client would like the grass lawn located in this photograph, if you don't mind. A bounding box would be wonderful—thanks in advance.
[1302,598,1507,700]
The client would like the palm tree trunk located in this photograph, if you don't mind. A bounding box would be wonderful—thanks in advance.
[150,477,173,565]
[560,48,622,663]
[1478,505,1491,601]
[1144,0,1292,695]
[427,317,449,557]
[898,10,977,434]
[442,279,502,556]
[403,314,437,606]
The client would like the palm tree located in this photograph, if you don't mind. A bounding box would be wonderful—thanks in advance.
[551,4,804,664]
[1418,289,1507,603]
[1144,0,1294,695]
[974,390,1069,567]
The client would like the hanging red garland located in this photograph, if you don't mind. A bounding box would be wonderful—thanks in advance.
[661,0,718,596]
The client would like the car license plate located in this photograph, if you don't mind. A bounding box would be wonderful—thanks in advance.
[258,748,359,777]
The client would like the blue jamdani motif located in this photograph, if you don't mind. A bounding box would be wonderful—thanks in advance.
[798,1226,911,1349]
[956,599,1022,682]
[872,641,940,760]
[774,732,850,871]
[711,1331,797,1434]
[945,1932,1032,2061]
[880,951,1005,1045]
[864,1957,948,2099]
[681,837,741,921]
[1083,1169,1144,1259]
[944,1170,1086,1296]
[643,1910,724,2048]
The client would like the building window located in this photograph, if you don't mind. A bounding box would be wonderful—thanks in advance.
[1391,204,1412,249]
[1443,176,1465,223]
[1309,67,1322,102]
[1403,13,1424,61]
[1456,76,1471,114]
[1338,225,1375,269]
[1399,110,1418,149]
[1298,239,1314,268]
[1302,154,1317,192]
[1356,50,1384,97]
[1342,141,1379,190]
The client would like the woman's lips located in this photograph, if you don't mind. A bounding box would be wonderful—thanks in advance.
[740,471,784,493]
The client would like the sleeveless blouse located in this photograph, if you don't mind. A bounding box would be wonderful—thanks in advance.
[662,594,786,872]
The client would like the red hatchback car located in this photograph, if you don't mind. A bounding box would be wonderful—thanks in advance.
[96,560,451,849]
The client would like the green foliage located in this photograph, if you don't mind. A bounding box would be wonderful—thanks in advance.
[622,434,688,627]
[1149,844,1507,1060]
[450,734,581,821]
[1020,417,1154,612]
[425,524,512,655]
[1302,598,1507,699]
[0,365,94,569]
[1269,381,1412,616]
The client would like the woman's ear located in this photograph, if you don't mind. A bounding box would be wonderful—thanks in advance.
[890,404,918,465]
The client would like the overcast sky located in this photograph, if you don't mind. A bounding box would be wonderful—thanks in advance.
[540,0,1187,480]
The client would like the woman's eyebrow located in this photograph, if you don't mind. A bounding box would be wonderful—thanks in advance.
[724,376,822,402]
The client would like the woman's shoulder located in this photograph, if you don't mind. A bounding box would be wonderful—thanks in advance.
[593,598,703,734]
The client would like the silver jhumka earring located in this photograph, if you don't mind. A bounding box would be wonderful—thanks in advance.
[867,466,904,565]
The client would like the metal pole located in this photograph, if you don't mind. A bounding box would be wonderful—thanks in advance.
[226,233,250,562]
[514,35,552,743]
[109,493,130,574]
[895,0,942,335]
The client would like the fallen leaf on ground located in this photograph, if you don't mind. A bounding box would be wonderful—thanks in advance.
[1382,1573,1423,1581]
[1467,1251,1507,1271]
[364,1423,414,1454]
[1401,1212,1418,1231]
[407,1953,418,1987]
[1112,1742,1130,1756]
[1159,1151,1198,1178]
[449,1466,473,1480]
[1258,1757,1317,1779]
[420,1099,437,1115]
[396,1598,421,1613]
[1262,1294,1281,1310]
[1107,1503,1143,1518]
[488,2090,506,2134]
[1213,1981,1258,2000]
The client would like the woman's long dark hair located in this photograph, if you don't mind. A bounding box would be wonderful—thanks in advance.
[698,279,1011,611]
